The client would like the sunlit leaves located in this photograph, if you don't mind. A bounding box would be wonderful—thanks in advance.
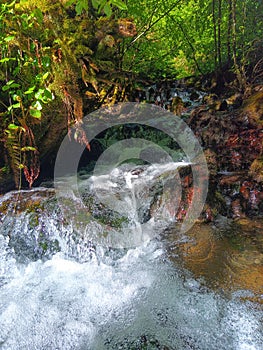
[34,88,53,103]
[7,123,20,130]
[4,35,15,42]
[8,103,21,111]
[0,57,16,63]
[29,108,42,119]
[111,0,127,11]
[21,146,37,151]
[32,8,43,23]
[24,86,36,95]
[75,0,88,15]
[92,0,100,9]
[68,0,127,16]
[2,80,21,91]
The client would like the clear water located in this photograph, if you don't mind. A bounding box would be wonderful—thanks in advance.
[0,165,262,349]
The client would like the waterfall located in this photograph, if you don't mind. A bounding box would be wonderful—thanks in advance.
[0,162,262,349]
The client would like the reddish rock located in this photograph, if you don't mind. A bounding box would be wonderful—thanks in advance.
[231,198,245,218]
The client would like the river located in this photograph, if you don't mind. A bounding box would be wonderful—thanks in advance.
[0,160,262,349]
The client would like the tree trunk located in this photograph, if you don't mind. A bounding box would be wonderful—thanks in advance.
[212,0,218,70]
[232,0,245,89]
[227,0,232,65]
[217,0,222,69]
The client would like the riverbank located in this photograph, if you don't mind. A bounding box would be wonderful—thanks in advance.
[1,73,263,222]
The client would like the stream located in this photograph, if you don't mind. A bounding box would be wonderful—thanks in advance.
[0,161,262,350]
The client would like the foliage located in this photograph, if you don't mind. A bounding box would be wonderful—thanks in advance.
[69,0,128,17]
[0,0,129,187]
[0,0,53,187]
[122,0,263,81]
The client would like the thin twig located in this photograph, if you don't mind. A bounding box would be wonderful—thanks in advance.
[124,0,183,53]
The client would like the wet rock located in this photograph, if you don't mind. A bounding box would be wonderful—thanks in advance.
[202,93,219,105]
[241,91,263,126]
[204,149,217,176]
[167,220,263,294]
[249,158,263,182]
[231,197,245,218]
[0,188,55,218]
[112,334,174,350]
[202,94,228,111]
[187,89,263,219]
[219,174,244,186]
[171,96,185,116]
[189,90,200,101]
[239,181,252,200]
[226,93,243,109]
[215,99,228,111]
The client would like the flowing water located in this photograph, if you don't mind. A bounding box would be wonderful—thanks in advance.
[0,163,262,350]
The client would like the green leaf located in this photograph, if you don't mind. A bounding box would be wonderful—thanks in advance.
[103,3,112,17]
[91,0,100,9]
[11,103,21,109]
[29,109,42,118]
[8,123,19,130]
[34,88,52,103]
[2,81,14,91]
[6,0,16,8]
[2,80,20,91]
[34,90,42,100]
[10,83,20,89]
[98,0,107,13]
[44,89,53,100]
[42,72,50,80]
[75,2,83,15]
[111,0,127,10]
[0,57,16,63]
[33,8,43,23]
[76,3,82,16]
[2,85,11,92]
[82,0,88,10]
[65,0,75,7]
[4,36,15,42]
[21,146,37,151]
[24,86,36,94]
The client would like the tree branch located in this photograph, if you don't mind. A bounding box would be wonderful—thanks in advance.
[124,0,183,52]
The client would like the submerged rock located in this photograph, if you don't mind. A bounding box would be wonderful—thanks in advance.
[167,220,263,295]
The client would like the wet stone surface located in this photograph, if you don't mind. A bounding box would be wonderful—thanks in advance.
[166,217,263,299]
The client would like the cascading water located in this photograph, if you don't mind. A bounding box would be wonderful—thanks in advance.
[0,162,262,350]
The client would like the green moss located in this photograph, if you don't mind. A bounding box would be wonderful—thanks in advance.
[39,238,60,255]
[25,202,44,214]
[0,201,9,214]
[28,213,40,228]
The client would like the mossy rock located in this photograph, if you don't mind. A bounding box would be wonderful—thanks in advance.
[249,157,263,182]
[204,149,218,176]
[241,91,263,126]
[170,96,185,116]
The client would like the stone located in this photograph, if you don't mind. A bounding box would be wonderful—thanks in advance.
[241,91,263,126]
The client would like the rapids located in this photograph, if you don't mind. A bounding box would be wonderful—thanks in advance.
[0,162,262,349]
